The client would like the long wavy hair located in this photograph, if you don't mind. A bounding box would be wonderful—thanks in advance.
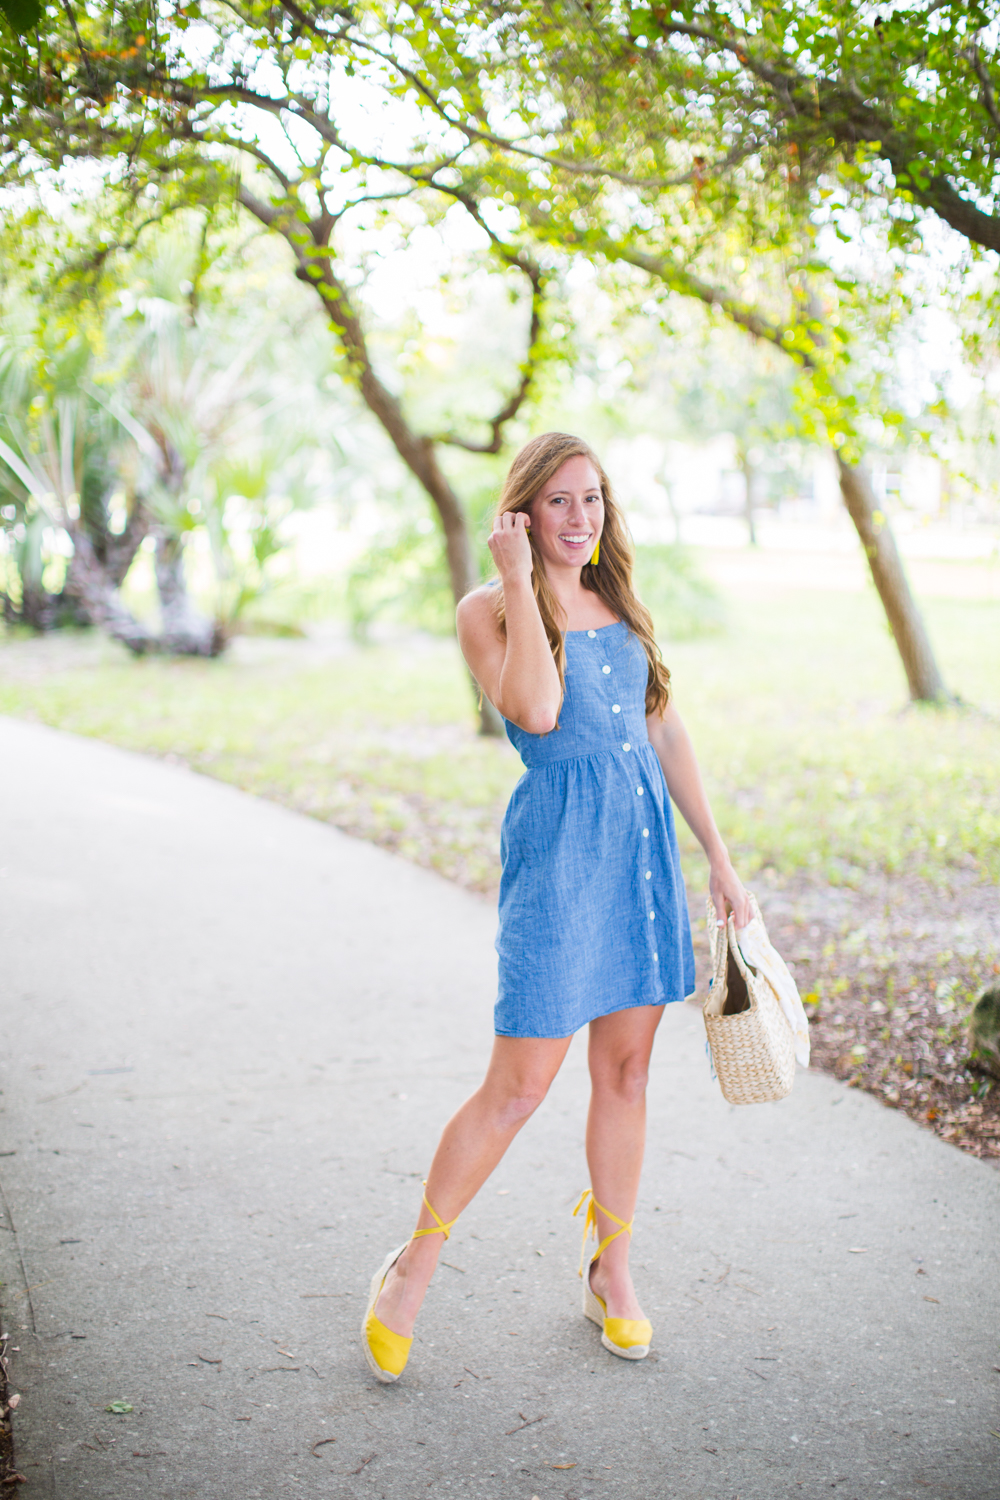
[490,432,671,719]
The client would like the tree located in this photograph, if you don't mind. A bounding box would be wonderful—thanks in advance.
[347,0,964,701]
[7,1,996,700]
[0,331,157,648]
[639,319,810,546]
[0,0,560,730]
[1,214,335,654]
[622,2,1000,256]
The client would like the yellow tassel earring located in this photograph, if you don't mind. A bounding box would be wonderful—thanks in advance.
[590,539,600,566]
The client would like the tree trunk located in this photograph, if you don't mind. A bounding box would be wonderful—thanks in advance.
[105,496,153,587]
[63,530,158,654]
[414,442,506,737]
[664,479,682,546]
[240,189,504,736]
[15,582,60,630]
[154,531,220,657]
[737,447,758,547]
[321,284,504,734]
[835,455,948,703]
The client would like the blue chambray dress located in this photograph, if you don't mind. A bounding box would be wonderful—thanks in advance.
[495,621,696,1038]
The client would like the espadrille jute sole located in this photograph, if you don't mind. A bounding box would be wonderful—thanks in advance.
[582,1270,652,1361]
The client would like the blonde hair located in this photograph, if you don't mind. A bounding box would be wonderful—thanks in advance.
[491,432,671,719]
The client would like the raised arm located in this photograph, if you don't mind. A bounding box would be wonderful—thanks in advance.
[456,512,562,735]
[646,703,751,928]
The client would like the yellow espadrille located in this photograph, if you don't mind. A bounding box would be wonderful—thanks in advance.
[361,1189,458,1384]
[362,1243,412,1383]
[573,1189,652,1361]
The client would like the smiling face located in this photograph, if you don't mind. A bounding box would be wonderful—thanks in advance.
[528,454,604,574]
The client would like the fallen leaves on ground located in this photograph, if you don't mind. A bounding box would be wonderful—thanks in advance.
[696,871,1000,1160]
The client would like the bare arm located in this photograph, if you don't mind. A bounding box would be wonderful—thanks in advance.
[456,512,562,734]
[646,703,751,928]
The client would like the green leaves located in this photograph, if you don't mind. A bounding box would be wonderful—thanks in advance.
[0,0,41,34]
[0,0,992,487]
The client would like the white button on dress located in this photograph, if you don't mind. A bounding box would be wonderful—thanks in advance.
[602,665,611,674]
[648,910,655,920]
[642,828,649,837]
[645,870,651,879]
[622,742,631,752]
[612,704,621,713]
[587,629,597,638]
[636,786,644,796]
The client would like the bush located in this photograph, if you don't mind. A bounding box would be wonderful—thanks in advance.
[346,523,454,641]
[632,544,725,641]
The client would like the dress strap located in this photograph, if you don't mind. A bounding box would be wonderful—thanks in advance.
[573,1188,634,1277]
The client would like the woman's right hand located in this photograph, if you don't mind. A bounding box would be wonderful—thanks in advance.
[487,511,533,587]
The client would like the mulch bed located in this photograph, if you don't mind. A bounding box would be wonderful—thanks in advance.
[752,870,1000,1162]
[787,946,999,1159]
[0,1330,22,1489]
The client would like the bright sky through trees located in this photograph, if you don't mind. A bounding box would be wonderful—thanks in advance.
[1,2,999,705]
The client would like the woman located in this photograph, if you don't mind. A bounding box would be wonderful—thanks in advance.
[362,432,749,1382]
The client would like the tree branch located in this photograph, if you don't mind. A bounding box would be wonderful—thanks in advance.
[238,183,281,228]
[432,263,544,453]
[414,179,547,452]
[237,140,293,196]
[104,491,153,586]
[962,41,1000,135]
[643,20,1000,255]
[341,31,746,191]
[603,240,810,364]
[277,0,352,35]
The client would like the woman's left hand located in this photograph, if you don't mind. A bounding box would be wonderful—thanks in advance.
[709,854,752,930]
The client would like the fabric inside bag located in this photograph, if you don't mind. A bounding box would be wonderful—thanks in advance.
[723,945,750,1015]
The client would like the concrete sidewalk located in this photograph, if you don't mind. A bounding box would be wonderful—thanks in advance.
[0,715,997,1500]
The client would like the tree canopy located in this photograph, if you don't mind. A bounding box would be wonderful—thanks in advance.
[3,1,998,702]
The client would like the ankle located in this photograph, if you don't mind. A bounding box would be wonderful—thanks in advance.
[590,1254,631,1288]
[395,1238,439,1285]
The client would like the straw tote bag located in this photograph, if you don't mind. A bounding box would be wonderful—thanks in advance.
[703,892,798,1106]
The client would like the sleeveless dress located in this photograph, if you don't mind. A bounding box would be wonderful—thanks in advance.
[495,621,696,1038]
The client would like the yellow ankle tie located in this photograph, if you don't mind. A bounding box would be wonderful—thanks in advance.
[411,1184,459,1242]
[573,1188,634,1277]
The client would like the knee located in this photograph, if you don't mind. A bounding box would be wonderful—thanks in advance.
[493,1083,549,1131]
[595,1055,649,1105]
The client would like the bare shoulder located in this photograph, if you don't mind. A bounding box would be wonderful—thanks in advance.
[456,584,502,641]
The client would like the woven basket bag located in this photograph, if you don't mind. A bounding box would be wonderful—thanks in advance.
[703,892,796,1106]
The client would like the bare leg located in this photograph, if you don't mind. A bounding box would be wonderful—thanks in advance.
[374,1033,572,1336]
[585,1004,665,1320]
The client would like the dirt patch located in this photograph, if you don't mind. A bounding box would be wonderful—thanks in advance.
[0,1327,21,1489]
[723,869,1000,1161]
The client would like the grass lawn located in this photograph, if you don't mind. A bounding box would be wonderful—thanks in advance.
[1,574,997,896]
[2,561,998,1154]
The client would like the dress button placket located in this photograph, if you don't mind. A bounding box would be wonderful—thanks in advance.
[633,714,654,958]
